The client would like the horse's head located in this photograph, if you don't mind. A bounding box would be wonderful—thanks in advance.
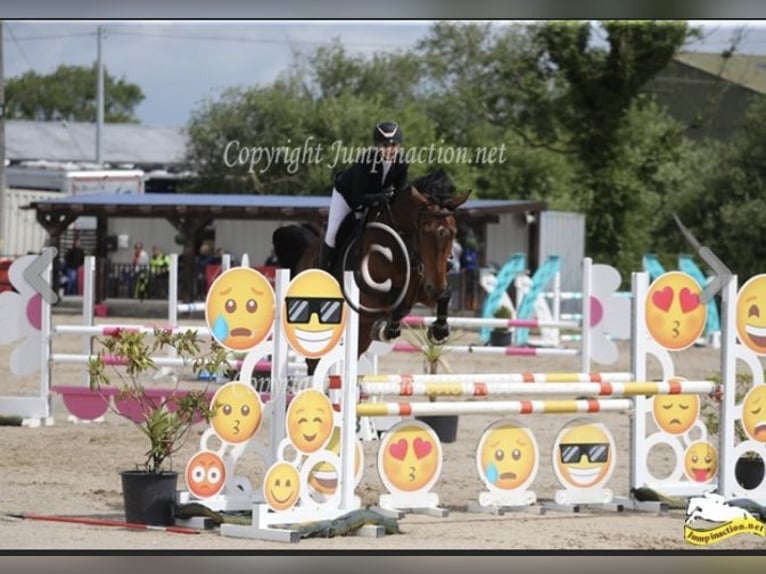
[389,179,470,304]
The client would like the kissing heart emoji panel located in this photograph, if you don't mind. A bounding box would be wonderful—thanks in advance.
[645,271,707,351]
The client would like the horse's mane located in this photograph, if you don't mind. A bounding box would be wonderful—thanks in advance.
[410,168,457,207]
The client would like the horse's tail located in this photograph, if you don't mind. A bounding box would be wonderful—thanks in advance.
[272,223,320,276]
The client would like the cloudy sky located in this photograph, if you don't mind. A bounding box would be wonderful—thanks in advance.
[4,20,762,126]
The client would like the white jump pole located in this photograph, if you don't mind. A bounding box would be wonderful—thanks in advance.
[359,371,634,384]
[391,343,579,357]
[357,398,634,417]
[581,257,592,373]
[400,316,580,330]
[357,380,717,398]
[81,255,96,386]
[53,325,212,337]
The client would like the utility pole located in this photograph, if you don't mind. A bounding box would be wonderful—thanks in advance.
[96,25,104,167]
[0,20,6,256]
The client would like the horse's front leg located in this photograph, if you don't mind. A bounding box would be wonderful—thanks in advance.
[427,290,451,344]
[371,315,402,342]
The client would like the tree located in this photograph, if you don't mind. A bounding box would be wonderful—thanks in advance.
[533,21,694,274]
[666,95,766,281]
[5,64,144,123]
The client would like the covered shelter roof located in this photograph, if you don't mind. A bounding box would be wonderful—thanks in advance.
[27,192,547,303]
[27,192,547,224]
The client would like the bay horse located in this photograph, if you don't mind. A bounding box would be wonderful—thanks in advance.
[273,168,470,369]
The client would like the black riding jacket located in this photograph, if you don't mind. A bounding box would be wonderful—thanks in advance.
[334,148,409,209]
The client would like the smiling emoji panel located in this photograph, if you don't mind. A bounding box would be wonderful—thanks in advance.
[736,274,766,356]
[683,441,718,483]
[645,272,706,351]
[652,392,700,435]
[478,422,538,491]
[553,420,615,489]
[286,389,335,454]
[205,267,275,351]
[263,462,300,511]
[741,384,766,442]
[283,269,346,358]
[210,382,263,444]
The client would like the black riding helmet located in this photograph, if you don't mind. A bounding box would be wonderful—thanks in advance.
[373,121,403,146]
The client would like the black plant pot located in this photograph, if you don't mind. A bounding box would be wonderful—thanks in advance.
[735,456,765,490]
[489,330,512,347]
[120,470,178,526]
[416,414,459,443]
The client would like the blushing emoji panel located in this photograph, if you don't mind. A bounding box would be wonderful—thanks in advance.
[286,389,335,454]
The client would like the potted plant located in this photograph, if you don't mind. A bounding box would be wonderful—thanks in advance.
[88,328,229,525]
[403,325,465,443]
[489,305,513,347]
[701,372,765,489]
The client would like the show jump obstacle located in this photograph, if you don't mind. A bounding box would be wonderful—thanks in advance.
[2,252,764,542]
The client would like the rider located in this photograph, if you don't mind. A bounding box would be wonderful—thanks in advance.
[319,120,409,271]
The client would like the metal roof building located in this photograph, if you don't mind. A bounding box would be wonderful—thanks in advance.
[6,120,187,166]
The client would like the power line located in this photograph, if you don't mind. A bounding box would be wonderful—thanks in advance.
[5,23,34,70]
[1,32,95,42]
[107,29,412,49]
[4,22,89,159]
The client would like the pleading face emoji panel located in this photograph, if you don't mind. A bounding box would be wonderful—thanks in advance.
[205,267,275,351]
[477,420,538,491]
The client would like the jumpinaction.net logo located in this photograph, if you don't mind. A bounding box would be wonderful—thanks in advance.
[683,491,765,546]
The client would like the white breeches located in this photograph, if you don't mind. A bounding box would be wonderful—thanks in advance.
[324,188,351,248]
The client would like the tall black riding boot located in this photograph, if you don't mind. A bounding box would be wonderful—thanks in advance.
[319,242,335,271]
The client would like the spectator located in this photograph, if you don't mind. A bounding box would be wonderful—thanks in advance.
[132,241,149,268]
[149,245,171,298]
[131,241,150,300]
[448,238,462,274]
[64,238,85,295]
[459,225,480,310]
[196,243,215,297]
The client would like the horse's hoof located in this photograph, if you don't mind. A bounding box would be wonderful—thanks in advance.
[371,318,390,342]
[427,324,450,344]
[385,325,401,340]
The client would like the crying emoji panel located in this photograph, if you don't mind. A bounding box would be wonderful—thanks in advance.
[205,267,275,351]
